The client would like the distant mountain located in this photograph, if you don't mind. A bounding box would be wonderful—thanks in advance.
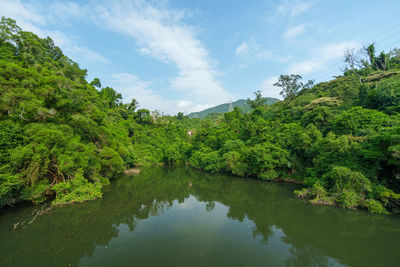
[188,98,280,119]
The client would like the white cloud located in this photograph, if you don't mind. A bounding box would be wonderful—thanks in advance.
[88,0,231,111]
[0,0,108,66]
[49,2,85,21]
[177,100,192,108]
[0,0,46,35]
[235,38,273,61]
[261,76,282,99]
[235,42,249,54]
[191,103,213,113]
[287,41,361,75]
[1,0,231,114]
[48,31,109,65]
[111,72,167,111]
[274,0,314,19]
[111,72,212,114]
[283,24,307,39]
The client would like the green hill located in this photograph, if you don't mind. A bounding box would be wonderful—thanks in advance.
[0,17,194,207]
[188,98,280,118]
[1,17,400,214]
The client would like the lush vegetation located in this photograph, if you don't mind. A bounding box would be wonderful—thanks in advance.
[1,18,399,214]
[0,17,196,206]
[188,49,400,214]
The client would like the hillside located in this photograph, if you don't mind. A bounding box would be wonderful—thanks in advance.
[188,98,279,118]
[1,18,400,215]
[0,17,195,207]
[188,47,400,214]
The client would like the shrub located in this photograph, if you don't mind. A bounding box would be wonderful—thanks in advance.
[0,173,22,207]
[222,150,252,176]
[52,169,102,205]
[364,199,389,214]
[20,179,50,204]
[323,166,371,195]
[99,147,125,179]
[337,190,362,209]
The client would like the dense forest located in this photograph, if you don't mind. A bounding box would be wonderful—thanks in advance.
[1,17,399,214]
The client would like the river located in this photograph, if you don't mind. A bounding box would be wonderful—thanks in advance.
[0,166,399,266]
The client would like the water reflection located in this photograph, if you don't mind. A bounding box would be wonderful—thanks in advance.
[0,166,399,267]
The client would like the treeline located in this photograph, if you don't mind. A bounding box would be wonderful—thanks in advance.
[188,45,400,214]
[0,17,195,206]
[1,18,399,214]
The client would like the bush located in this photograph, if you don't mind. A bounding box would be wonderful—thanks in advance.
[99,147,125,179]
[259,169,278,180]
[222,151,247,176]
[20,179,50,204]
[52,169,102,205]
[364,199,389,214]
[337,190,362,209]
[294,182,334,205]
[244,143,289,178]
[323,166,371,195]
[189,147,221,172]
[0,173,22,207]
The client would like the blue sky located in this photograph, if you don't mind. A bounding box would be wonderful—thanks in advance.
[1,0,400,114]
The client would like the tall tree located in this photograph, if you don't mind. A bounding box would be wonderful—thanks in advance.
[247,90,265,109]
[274,74,311,100]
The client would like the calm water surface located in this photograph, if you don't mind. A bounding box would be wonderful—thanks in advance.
[1,167,399,267]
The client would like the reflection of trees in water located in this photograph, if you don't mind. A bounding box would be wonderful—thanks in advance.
[0,166,399,267]
[286,245,330,267]
[205,202,215,212]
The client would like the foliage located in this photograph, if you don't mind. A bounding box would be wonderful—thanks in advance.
[274,74,314,100]
[0,17,193,206]
[20,179,50,204]
[364,199,389,214]
[185,48,400,214]
[52,169,102,205]
[1,18,399,215]
[0,173,22,207]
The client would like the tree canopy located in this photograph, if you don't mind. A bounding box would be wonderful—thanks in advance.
[0,17,399,214]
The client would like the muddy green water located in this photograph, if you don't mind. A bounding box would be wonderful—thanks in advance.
[1,167,399,267]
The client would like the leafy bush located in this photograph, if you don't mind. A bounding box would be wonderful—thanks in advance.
[222,151,247,176]
[0,173,22,207]
[52,170,102,205]
[364,199,389,214]
[20,179,50,204]
[323,166,371,195]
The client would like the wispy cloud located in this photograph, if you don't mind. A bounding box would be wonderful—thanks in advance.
[274,0,314,19]
[89,0,230,108]
[283,24,307,39]
[287,41,361,75]
[261,76,282,99]
[111,72,212,114]
[111,73,165,110]
[235,37,291,63]
[235,38,274,61]
[2,0,230,113]
[0,0,109,66]
[49,31,109,65]
[0,0,46,35]
[235,42,249,55]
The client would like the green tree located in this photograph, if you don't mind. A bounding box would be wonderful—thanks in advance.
[176,112,185,120]
[247,90,265,109]
[274,74,313,100]
[100,87,122,108]
[90,78,102,88]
